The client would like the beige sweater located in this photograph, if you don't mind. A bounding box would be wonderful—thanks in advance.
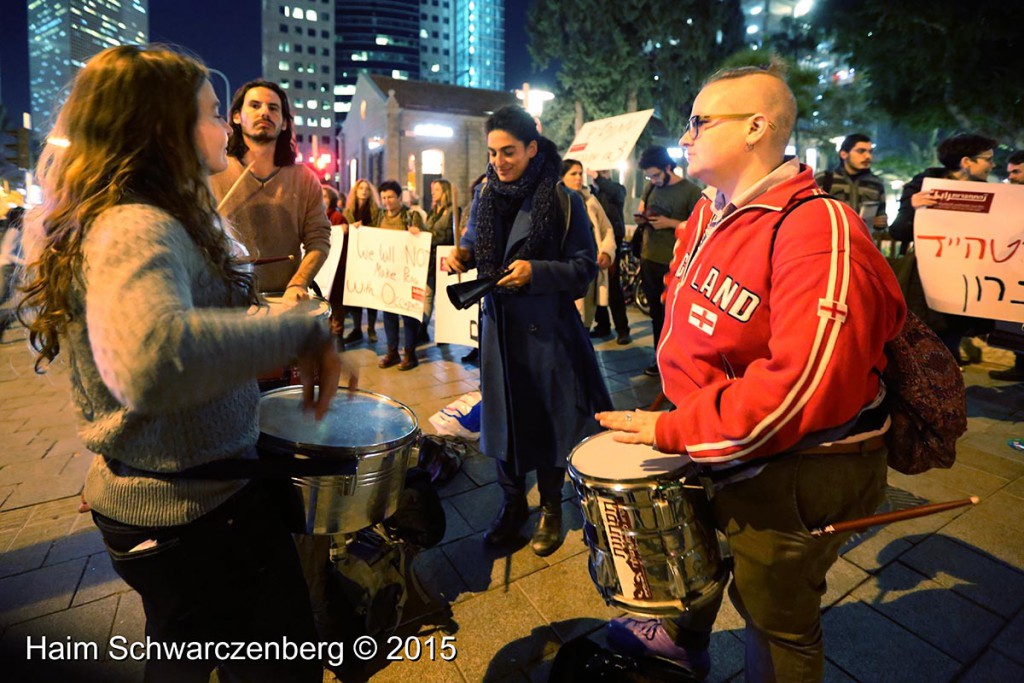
[210,158,331,292]
[72,204,328,526]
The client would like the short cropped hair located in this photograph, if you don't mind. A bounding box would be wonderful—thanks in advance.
[937,134,997,170]
[1008,150,1024,165]
[638,146,673,172]
[378,179,403,197]
[840,133,872,154]
[485,105,539,145]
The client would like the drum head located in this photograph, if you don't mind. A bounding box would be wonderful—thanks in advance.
[569,430,691,483]
[255,293,331,319]
[259,387,418,458]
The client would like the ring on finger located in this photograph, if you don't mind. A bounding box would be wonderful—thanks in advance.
[624,413,633,422]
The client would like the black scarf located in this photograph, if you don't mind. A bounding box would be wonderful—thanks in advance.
[474,138,562,292]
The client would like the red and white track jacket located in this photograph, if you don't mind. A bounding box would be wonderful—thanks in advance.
[654,165,907,465]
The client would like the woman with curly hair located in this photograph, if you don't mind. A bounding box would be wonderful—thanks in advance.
[20,45,354,681]
[341,178,382,344]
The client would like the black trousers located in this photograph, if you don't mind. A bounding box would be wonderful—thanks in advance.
[496,459,565,507]
[640,259,669,345]
[594,259,630,334]
[92,482,321,683]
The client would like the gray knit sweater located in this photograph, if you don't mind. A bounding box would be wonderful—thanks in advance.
[71,204,327,527]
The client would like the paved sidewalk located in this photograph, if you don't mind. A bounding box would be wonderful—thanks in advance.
[1,312,1023,682]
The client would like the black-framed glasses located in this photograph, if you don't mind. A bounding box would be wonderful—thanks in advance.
[685,113,776,140]
[972,154,995,163]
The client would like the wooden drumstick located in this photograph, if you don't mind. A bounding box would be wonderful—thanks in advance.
[809,496,979,537]
[216,160,256,213]
[241,254,295,266]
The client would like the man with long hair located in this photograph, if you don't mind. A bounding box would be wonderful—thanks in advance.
[211,79,330,302]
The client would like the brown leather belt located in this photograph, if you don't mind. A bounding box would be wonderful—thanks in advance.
[796,434,887,456]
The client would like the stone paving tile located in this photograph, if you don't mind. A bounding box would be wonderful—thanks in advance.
[1005,475,1024,500]
[411,546,471,606]
[970,489,1024,535]
[0,540,50,579]
[351,636,467,683]
[942,507,1024,568]
[914,461,1010,499]
[960,429,1024,460]
[822,598,959,683]
[2,593,119,683]
[2,471,86,510]
[0,506,33,533]
[0,484,15,508]
[0,452,70,486]
[447,586,558,682]
[441,530,549,595]
[822,557,871,609]
[955,444,1024,482]
[823,660,858,682]
[0,444,45,469]
[839,525,914,574]
[459,456,498,487]
[436,471,478,499]
[0,557,86,627]
[958,649,1024,683]
[852,561,1003,664]
[446,483,504,533]
[899,534,1024,618]
[71,553,129,607]
[516,555,623,643]
[439,500,474,546]
[992,607,1024,666]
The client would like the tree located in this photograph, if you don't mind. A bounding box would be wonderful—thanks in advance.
[527,0,745,147]
[813,0,1024,148]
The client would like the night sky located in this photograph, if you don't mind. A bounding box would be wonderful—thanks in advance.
[0,1,549,126]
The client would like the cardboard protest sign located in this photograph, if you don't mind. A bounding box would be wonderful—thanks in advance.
[915,179,1024,324]
[343,227,432,317]
[433,249,480,348]
[565,110,655,171]
[313,224,346,300]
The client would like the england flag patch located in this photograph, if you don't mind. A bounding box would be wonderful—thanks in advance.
[688,303,718,335]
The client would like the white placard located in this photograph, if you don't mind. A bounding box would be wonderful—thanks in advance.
[312,224,346,300]
[915,179,1024,323]
[565,109,655,171]
[433,249,480,348]
[343,227,432,317]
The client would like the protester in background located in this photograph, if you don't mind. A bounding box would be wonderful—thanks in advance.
[342,178,382,344]
[448,105,611,557]
[636,146,702,376]
[589,169,632,344]
[458,173,487,364]
[211,79,330,302]
[890,133,997,363]
[322,186,349,340]
[421,179,456,343]
[989,149,1024,383]
[0,206,26,342]
[376,179,426,371]
[561,159,616,331]
[19,44,355,682]
[598,61,905,682]
[814,133,888,230]
[322,185,346,226]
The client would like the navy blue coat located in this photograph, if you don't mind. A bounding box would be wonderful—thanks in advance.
[461,187,612,473]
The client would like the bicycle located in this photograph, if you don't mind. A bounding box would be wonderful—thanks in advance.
[617,246,649,316]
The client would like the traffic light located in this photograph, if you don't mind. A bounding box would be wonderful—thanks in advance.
[3,128,31,169]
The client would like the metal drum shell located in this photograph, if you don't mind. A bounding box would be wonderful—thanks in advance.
[257,388,419,535]
[567,431,728,617]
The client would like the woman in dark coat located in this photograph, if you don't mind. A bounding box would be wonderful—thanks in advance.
[449,105,611,556]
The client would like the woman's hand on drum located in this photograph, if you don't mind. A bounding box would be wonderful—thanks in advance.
[282,284,310,303]
[298,340,359,420]
[595,409,659,446]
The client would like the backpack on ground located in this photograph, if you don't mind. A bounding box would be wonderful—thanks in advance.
[770,195,967,475]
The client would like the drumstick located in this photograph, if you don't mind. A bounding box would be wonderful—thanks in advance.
[809,496,979,537]
[241,254,296,266]
[216,160,256,213]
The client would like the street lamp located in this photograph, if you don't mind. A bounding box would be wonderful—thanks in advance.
[207,68,232,109]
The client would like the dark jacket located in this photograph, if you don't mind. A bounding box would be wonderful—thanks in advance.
[592,175,627,244]
[461,187,612,471]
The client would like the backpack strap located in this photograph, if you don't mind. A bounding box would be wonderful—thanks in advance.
[768,194,833,261]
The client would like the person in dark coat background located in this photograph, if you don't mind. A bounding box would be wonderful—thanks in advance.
[448,105,612,557]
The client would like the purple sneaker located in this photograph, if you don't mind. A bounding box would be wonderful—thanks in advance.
[607,617,711,678]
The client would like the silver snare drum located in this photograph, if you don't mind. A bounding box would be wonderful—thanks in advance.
[567,431,727,616]
[257,388,419,535]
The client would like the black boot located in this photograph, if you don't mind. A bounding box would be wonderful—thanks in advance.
[484,495,528,547]
[530,502,563,557]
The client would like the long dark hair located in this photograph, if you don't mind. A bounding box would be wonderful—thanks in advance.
[20,45,255,370]
[226,79,297,167]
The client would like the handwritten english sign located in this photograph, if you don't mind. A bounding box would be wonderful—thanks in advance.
[565,110,655,171]
[915,179,1024,323]
[343,227,432,317]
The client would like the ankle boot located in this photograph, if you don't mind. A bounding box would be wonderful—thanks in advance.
[484,495,528,547]
[530,502,563,557]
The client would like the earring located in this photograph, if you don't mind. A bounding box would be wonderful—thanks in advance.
[746,142,754,152]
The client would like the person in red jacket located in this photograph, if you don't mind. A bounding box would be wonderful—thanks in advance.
[596,60,907,682]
